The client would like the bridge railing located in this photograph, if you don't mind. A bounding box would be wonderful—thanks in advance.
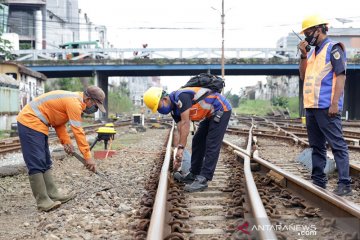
[10,47,360,62]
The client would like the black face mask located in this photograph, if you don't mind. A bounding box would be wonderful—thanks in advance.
[305,30,318,46]
[83,105,98,114]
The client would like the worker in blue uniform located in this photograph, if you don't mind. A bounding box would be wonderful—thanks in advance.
[298,15,352,196]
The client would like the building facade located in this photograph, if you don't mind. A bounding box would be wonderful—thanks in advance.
[2,0,110,50]
[0,62,46,130]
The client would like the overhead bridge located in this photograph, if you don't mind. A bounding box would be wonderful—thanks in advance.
[15,47,360,78]
[12,47,360,119]
[28,62,319,78]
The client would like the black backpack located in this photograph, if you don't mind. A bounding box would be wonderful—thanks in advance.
[181,73,225,104]
[181,73,225,93]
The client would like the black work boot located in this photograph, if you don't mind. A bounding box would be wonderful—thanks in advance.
[173,172,196,184]
[333,184,352,196]
[184,175,208,192]
[312,181,326,189]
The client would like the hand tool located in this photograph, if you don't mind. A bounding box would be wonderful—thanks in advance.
[292,30,311,52]
[72,152,119,189]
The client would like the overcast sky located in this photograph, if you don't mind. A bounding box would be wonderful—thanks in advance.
[78,0,360,93]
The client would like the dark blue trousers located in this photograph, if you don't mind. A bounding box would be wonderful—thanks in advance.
[190,110,231,180]
[306,109,351,186]
[17,122,52,175]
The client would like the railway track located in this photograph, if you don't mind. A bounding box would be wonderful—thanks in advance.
[132,120,360,239]
[2,116,360,239]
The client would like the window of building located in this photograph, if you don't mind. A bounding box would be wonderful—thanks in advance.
[8,9,35,37]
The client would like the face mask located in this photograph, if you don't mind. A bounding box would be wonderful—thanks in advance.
[157,101,172,115]
[83,104,98,114]
[305,30,318,46]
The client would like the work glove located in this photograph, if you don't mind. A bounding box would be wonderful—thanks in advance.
[85,158,96,173]
[63,144,75,155]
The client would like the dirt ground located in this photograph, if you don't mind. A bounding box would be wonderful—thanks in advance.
[0,127,167,240]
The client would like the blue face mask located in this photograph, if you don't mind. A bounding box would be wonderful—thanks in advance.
[83,105,98,114]
[158,101,172,115]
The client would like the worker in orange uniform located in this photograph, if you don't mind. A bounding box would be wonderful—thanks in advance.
[298,15,352,196]
[143,86,231,192]
[17,86,106,211]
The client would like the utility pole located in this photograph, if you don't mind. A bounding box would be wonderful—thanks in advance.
[221,0,225,80]
[211,0,226,81]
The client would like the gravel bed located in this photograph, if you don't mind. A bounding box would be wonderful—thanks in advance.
[0,127,168,240]
[257,137,360,202]
[0,133,99,168]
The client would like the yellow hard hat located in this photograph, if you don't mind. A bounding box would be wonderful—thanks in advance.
[301,14,328,33]
[143,87,163,113]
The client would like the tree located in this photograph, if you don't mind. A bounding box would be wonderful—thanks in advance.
[0,37,13,60]
[0,3,14,60]
[225,90,240,108]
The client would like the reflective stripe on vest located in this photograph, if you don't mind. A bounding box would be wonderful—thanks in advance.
[303,40,345,109]
[69,119,82,127]
[29,92,82,126]
[175,87,213,120]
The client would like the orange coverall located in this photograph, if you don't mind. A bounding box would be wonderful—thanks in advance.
[17,90,91,160]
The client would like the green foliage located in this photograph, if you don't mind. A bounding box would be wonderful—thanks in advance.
[0,130,12,140]
[19,42,32,50]
[0,32,14,60]
[108,91,132,114]
[107,83,133,114]
[45,78,93,92]
[225,90,240,108]
[235,97,299,118]
[57,78,84,91]
[271,96,289,107]
[235,99,272,116]
[287,97,300,118]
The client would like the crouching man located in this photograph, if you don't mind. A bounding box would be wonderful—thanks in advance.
[143,86,231,192]
[17,86,106,211]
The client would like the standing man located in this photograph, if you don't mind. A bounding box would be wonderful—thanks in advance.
[298,15,352,196]
[17,85,106,211]
[143,84,232,192]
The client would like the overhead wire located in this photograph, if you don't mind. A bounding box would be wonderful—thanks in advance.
[1,13,360,32]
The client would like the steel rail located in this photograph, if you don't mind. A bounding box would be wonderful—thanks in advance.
[252,150,360,235]
[225,124,360,236]
[146,122,174,240]
[223,120,278,240]
[260,117,360,175]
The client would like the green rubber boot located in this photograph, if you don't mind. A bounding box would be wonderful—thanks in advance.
[29,173,61,212]
[43,169,75,203]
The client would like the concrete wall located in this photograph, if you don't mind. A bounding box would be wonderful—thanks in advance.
[0,86,19,113]
[19,75,38,109]
[0,64,19,80]
[128,77,155,106]
[0,114,17,131]
[46,0,80,47]
[0,72,18,132]
[254,76,299,100]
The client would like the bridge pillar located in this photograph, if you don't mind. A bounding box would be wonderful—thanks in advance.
[94,71,108,120]
[298,76,304,117]
[344,73,360,120]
